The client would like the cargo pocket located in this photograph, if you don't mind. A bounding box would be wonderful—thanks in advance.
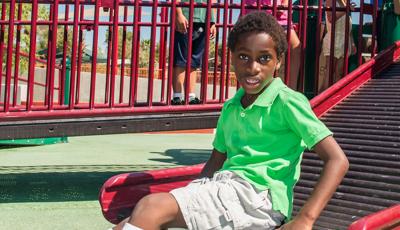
[243,190,272,211]
[188,190,221,230]
[241,190,285,229]
[190,212,221,230]
[217,185,248,229]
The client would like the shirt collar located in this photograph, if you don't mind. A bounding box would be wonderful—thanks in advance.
[227,77,287,108]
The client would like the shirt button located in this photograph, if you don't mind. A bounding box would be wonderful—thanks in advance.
[240,112,245,117]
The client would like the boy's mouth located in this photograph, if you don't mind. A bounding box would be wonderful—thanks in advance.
[243,77,260,86]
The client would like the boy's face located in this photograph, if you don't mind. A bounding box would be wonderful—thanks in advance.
[231,32,281,95]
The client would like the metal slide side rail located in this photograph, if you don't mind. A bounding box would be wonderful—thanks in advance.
[292,59,400,229]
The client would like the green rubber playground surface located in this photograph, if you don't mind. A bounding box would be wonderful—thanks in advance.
[0,133,214,230]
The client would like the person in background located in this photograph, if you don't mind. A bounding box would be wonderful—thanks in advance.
[171,0,216,105]
[244,0,302,91]
[379,0,400,51]
[319,0,356,92]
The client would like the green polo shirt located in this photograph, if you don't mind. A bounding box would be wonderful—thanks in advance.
[212,77,332,220]
[181,0,215,23]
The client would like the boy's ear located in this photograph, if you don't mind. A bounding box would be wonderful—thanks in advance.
[276,55,284,70]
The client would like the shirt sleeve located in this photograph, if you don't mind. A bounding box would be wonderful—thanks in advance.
[283,92,333,149]
[212,105,227,153]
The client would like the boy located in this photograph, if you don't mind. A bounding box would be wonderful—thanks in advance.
[171,0,216,105]
[114,11,349,230]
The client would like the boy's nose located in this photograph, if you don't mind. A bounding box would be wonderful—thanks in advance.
[247,61,261,75]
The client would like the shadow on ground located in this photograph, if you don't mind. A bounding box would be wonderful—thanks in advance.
[0,149,210,204]
[0,165,172,204]
[149,149,212,165]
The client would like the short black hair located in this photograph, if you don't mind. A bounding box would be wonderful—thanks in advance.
[228,11,288,58]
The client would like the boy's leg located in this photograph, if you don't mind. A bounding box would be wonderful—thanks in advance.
[188,69,198,98]
[114,193,187,230]
[288,29,301,90]
[187,24,206,102]
[172,30,188,101]
[172,67,198,101]
[172,66,186,96]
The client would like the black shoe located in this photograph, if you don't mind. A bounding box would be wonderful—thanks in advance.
[189,97,201,104]
[171,97,184,105]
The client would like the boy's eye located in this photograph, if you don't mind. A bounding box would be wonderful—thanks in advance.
[238,54,249,61]
[258,55,271,64]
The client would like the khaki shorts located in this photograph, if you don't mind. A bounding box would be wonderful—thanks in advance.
[170,171,285,230]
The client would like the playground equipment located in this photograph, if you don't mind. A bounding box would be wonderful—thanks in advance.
[1,0,399,229]
[0,0,379,138]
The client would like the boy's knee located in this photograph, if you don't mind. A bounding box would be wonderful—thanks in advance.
[134,193,177,218]
[135,194,160,213]
[129,193,180,228]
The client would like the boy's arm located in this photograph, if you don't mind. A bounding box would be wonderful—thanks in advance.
[175,0,188,33]
[209,0,217,38]
[279,136,349,230]
[199,148,227,178]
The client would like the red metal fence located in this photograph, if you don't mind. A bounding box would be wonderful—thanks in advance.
[0,0,379,120]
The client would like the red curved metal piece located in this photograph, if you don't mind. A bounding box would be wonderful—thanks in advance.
[348,204,400,230]
[99,164,204,224]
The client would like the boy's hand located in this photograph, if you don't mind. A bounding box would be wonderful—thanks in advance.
[210,24,216,39]
[176,13,188,33]
[277,216,313,230]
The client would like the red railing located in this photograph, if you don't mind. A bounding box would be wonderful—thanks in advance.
[0,0,379,120]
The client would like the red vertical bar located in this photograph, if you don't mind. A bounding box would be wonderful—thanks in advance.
[298,1,303,41]
[212,0,221,100]
[297,0,307,92]
[357,0,364,66]
[225,0,233,99]
[357,1,364,66]
[0,3,5,103]
[26,0,38,111]
[13,3,22,107]
[272,0,278,17]
[219,0,228,102]
[201,0,213,104]
[44,5,53,106]
[328,0,337,86]
[105,12,113,104]
[159,7,167,103]
[166,0,177,105]
[284,0,293,85]
[119,6,128,104]
[69,0,80,109]
[75,4,85,105]
[314,0,323,94]
[129,0,141,106]
[371,0,378,57]
[47,0,59,110]
[109,0,120,107]
[342,0,351,76]
[4,0,16,112]
[183,0,195,104]
[147,0,159,106]
[240,0,245,17]
[256,0,261,10]
[89,0,100,109]
[60,4,70,105]
[238,0,244,91]
[134,7,142,103]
